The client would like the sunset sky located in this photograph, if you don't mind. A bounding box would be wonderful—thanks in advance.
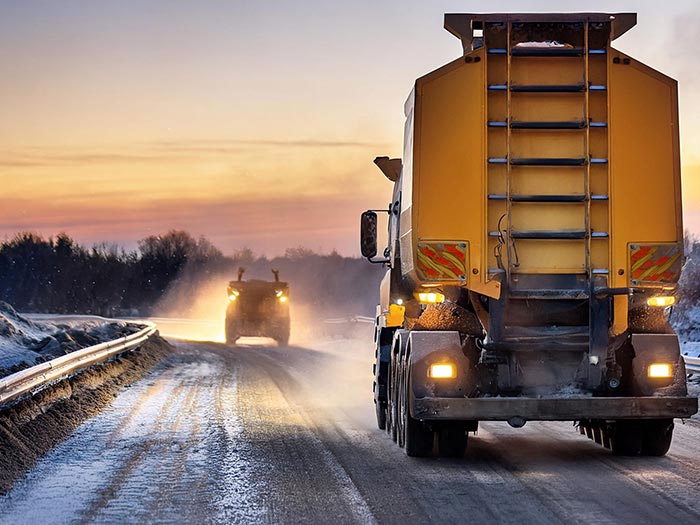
[2,0,700,256]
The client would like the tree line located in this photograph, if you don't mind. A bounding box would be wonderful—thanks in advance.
[0,231,384,318]
[2,229,698,329]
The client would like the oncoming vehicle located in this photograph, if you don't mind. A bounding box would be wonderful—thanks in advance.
[225,268,290,346]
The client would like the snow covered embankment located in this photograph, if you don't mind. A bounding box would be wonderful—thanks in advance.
[0,302,142,379]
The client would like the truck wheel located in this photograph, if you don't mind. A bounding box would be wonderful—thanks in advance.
[225,331,238,347]
[438,423,468,458]
[404,411,434,457]
[610,420,643,456]
[388,354,399,442]
[401,363,433,457]
[641,419,674,456]
[375,399,387,430]
[225,320,238,347]
[396,360,406,448]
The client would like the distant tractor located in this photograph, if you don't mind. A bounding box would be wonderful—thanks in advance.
[225,268,291,346]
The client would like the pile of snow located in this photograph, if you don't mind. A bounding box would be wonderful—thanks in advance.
[0,302,142,379]
[672,305,700,345]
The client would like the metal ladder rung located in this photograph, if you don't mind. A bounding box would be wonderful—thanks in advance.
[489,48,605,56]
[590,195,608,201]
[590,158,608,164]
[510,84,586,93]
[510,157,587,166]
[511,120,586,129]
[592,269,610,275]
[590,121,608,128]
[488,194,586,202]
[591,232,609,238]
[511,230,588,240]
[510,47,584,57]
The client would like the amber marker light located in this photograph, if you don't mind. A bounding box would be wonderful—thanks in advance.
[278,296,288,303]
[648,363,673,378]
[647,296,676,307]
[415,292,445,304]
[229,290,240,301]
[428,363,456,379]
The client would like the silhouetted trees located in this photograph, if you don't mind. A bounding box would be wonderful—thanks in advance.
[0,231,384,317]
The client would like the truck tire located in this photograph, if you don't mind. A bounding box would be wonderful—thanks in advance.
[396,360,406,448]
[225,321,238,347]
[401,362,433,457]
[375,399,387,430]
[438,423,468,458]
[610,420,643,456]
[641,419,674,456]
[388,350,400,443]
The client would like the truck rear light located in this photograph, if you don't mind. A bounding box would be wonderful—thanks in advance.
[428,363,456,379]
[415,292,445,304]
[648,363,672,378]
[647,296,675,307]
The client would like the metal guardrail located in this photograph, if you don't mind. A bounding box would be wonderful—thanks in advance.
[684,355,700,374]
[0,322,158,409]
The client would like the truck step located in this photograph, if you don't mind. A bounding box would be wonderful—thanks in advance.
[508,288,591,299]
[488,84,607,93]
[511,84,586,93]
[511,120,586,129]
[488,120,608,129]
[488,194,587,203]
[510,47,585,57]
[510,157,587,166]
[510,230,587,240]
[487,48,607,56]
[509,273,591,300]
[488,230,609,239]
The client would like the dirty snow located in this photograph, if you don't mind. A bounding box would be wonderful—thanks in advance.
[0,302,142,378]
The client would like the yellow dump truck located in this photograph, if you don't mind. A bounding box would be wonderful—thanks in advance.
[361,12,697,457]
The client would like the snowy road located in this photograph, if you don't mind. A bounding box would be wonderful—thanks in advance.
[3,339,700,524]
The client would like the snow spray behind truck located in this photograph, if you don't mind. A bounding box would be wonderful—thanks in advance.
[361,13,697,457]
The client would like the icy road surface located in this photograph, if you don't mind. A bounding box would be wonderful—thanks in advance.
[3,339,700,524]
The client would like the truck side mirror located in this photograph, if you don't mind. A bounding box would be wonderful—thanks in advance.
[360,211,378,258]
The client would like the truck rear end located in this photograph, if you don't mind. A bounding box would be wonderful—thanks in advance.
[362,12,697,457]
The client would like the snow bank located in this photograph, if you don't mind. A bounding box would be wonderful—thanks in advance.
[0,302,142,378]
